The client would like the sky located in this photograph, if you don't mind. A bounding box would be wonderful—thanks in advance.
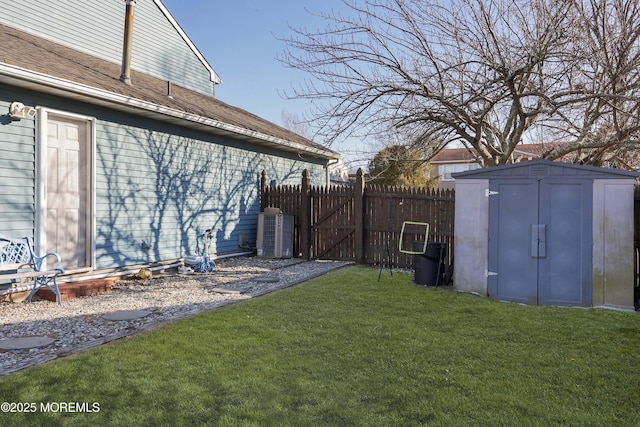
[161,0,367,169]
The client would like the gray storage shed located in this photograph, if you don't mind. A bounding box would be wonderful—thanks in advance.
[453,159,638,310]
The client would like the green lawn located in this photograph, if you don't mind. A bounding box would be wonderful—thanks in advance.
[1,265,639,426]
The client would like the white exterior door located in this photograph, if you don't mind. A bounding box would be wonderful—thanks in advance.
[45,115,90,271]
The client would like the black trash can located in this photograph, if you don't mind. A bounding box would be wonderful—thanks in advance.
[414,241,447,286]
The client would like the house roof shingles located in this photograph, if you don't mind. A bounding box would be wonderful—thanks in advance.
[430,147,479,163]
[0,23,338,160]
[430,143,563,163]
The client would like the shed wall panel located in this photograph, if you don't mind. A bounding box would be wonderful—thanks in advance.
[592,179,635,309]
[453,179,489,295]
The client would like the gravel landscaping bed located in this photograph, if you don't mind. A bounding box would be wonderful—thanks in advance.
[0,257,352,376]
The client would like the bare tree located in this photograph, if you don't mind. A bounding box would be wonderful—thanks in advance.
[547,0,640,167]
[280,110,312,140]
[280,0,640,167]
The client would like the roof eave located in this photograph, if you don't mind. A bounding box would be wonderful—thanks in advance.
[0,63,338,161]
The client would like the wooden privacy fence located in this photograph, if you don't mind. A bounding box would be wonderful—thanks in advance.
[260,169,455,269]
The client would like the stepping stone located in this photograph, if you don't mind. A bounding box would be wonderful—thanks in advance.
[0,336,55,350]
[209,288,242,295]
[102,310,152,321]
[256,277,280,283]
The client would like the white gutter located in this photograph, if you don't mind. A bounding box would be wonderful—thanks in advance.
[326,158,341,186]
[0,63,338,160]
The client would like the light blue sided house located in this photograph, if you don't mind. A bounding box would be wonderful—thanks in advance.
[0,1,339,281]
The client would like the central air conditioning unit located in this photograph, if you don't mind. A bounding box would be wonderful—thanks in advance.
[256,212,294,258]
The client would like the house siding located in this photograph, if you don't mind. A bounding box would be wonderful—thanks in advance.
[0,0,215,96]
[94,118,324,269]
[0,97,36,237]
[1,85,326,270]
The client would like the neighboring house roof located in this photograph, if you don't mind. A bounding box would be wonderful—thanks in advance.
[430,143,561,164]
[0,23,339,161]
[510,143,564,159]
[430,147,480,163]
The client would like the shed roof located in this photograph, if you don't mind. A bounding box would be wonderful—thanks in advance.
[0,23,339,161]
[452,159,640,180]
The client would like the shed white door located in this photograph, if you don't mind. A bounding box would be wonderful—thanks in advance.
[46,116,90,270]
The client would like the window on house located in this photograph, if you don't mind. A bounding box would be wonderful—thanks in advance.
[438,163,481,180]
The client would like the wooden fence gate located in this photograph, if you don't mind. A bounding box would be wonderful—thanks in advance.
[310,185,356,260]
[261,169,455,269]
